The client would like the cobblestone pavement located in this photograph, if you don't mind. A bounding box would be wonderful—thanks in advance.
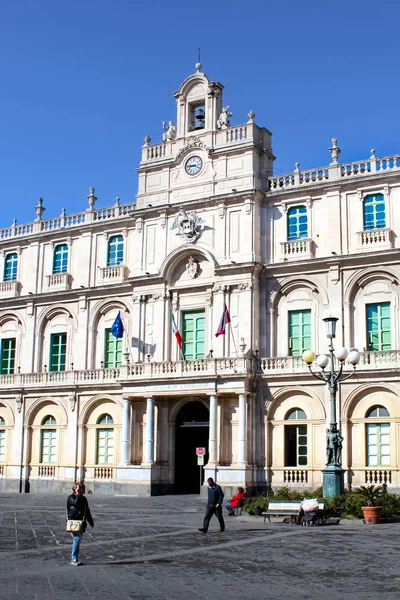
[0,493,399,599]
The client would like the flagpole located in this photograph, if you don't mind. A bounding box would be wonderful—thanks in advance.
[169,298,185,361]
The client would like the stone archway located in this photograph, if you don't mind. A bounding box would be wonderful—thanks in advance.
[174,400,209,494]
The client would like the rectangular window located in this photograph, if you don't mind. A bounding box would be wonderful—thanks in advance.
[53,244,68,274]
[41,429,56,463]
[285,425,308,467]
[49,333,67,372]
[367,423,390,466]
[364,194,386,230]
[0,430,5,461]
[287,206,308,240]
[104,329,122,368]
[0,338,16,375]
[182,310,205,360]
[366,303,391,351]
[3,253,18,282]
[97,429,114,464]
[288,310,311,356]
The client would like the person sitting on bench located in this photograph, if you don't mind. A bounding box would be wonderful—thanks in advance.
[225,487,247,516]
[298,498,319,526]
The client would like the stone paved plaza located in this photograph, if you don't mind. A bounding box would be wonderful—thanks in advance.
[0,493,399,599]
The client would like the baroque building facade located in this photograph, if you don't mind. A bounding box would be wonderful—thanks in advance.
[1,64,400,495]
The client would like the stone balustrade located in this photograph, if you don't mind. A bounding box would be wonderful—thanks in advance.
[0,351,398,392]
[357,228,394,248]
[46,273,71,290]
[38,465,56,477]
[268,151,400,192]
[364,469,393,484]
[280,238,315,259]
[99,265,127,282]
[0,281,20,297]
[94,467,113,480]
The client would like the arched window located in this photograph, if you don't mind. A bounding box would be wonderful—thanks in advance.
[284,407,307,466]
[53,244,68,274]
[40,415,57,463]
[285,408,307,420]
[366,405,390,467]
[4,253,18,282]
[363,193,385,230]
[0,417,5,462]
[0,338,16,375]
[366,405,390,418]
[97,414,114,424]
[287,206,308,241]
[107,235,124,266]
[96,413,114,464]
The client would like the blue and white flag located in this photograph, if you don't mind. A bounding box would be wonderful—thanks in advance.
[111,311,124,338]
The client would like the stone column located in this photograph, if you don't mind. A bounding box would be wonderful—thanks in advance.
[208,394,217,464]
[121,399,131,464]
[238,393,247,465]
[145,397,154,464]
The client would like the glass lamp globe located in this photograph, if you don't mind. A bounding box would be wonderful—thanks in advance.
[302,350,316,364]
[334,347,348,361]
[316,354,329,369]
[347,350,361,365]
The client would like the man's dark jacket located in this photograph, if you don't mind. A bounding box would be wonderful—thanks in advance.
[66,494,94,527]
[207,484,224,506]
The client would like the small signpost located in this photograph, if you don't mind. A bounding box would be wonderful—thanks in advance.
[196,447,206,490]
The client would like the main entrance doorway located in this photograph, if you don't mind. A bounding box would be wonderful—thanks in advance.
[175,401,209,494]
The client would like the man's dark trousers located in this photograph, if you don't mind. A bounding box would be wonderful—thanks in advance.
[203,504,225,532]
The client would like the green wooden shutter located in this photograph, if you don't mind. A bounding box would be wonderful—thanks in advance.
[366,303,391,351]
[97,429,114,464]
[182,311,205,360]
[288,310,311,356]
[0,338,16,374]
[104,329,122,368]
[49,333,67,372]
[41,429,56,463]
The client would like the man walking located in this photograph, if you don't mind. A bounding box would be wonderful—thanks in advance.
[198,477,225,533]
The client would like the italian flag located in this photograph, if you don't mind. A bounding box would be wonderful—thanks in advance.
[171,312,183,349]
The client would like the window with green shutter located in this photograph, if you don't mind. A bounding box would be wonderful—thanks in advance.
[182,310,205,360]
[0,338,16,374]
[0,419,5,462]
[366,303,391,351]
[107,235,124,266]
[363,193,386,230]
[49,333,67,372]
[104,329,122,368]
[53,244,68,274]
[3,253,18,281]
[288,310,311,356]
[287,205,308,240]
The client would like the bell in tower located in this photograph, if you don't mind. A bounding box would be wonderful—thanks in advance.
[174,63,224,138]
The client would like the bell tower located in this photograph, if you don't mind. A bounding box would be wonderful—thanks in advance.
[174,62,223,138]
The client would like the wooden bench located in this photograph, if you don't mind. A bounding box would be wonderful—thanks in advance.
[262,501,325,524]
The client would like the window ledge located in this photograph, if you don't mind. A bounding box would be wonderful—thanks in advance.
[0,280,20,297]
[280,238,315,261]
[46,273,71,290]
[357,228,394,250]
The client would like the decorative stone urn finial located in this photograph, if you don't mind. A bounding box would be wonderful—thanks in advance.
[143,134,151,146]
[329,137,341,164]
[247,110,255,123]
[239,337,247,355]
[35,198,45,220]
[370,149,376,159]
[86,187,97,209]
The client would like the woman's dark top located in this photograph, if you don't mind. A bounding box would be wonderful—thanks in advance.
[66,493,94,527]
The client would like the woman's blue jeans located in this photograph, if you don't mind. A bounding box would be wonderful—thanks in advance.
[71,532,82,561]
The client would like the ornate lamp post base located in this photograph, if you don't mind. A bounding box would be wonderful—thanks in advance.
[322,465,345,497]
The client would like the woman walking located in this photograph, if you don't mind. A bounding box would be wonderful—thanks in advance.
[66,482,94,566]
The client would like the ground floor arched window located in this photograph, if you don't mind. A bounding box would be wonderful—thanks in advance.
[96,414,114,464]
[284,408,308,467]
[366,405,390,467]
[0,417,5,461]
[40,416,57,463]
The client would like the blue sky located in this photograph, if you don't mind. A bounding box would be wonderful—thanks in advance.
[1,0,400,226]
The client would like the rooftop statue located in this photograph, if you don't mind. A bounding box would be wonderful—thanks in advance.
[217,106,232,130]
[162,121,176,142]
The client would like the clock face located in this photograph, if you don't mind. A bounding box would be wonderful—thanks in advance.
[185,155,203,175]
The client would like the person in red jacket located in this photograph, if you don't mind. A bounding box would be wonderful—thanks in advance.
[225,487,247,516]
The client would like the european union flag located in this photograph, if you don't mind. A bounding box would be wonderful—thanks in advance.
[111,311,124,338]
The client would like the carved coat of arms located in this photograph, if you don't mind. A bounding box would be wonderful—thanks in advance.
[171,209,205,243]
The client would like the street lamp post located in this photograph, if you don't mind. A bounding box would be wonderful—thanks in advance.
[302,317,360,497]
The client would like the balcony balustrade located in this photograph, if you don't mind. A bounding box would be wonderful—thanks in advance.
[0,350,398,392]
